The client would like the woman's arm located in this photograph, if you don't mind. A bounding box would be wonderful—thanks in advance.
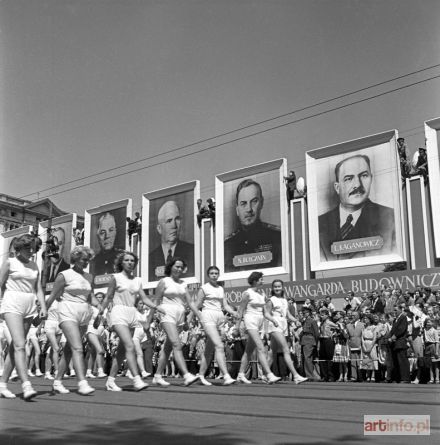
[184,288,202,320]
[35,270,47,318]
[46,274,66,311]
[100,277,117,314]
[234,292,250,331]
[139,287,165,314]
[263,301,279,327]
[0,260,10,299]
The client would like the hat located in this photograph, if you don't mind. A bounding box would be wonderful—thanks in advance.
[397,137,405,142]
[419,147,426,151]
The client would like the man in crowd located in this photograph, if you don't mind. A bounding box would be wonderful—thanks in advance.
[387,304,410,383]
[300,307,320,381]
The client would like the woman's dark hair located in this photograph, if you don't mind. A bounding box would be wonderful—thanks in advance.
[207,265,220,275]
[114,251,139,272]
[14,234,36,252]
[270,279,285,297]
[247,271,263,286]
[164,257,187,277]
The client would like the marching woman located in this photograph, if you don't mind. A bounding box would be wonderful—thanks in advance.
[266,279,308,384]
[0,234,47,400]
[46,246,99,395]
[152,257,201,387]
[101,251,162,391]
[194,266,237,386]
[234,271,281,384]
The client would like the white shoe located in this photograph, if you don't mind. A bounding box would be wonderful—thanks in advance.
[22,383,37,400]
[45,373,54,380]
[223,375,236,386]
[10,370,18,381]
[152,375,170,387]
[0,386,16,399]
[105,379,122,392]
[133,378,149,392]
[53,382,70,394]
[70,370,76,377]
[141,371,151,378]
[78,382,95,395]
[97,370,107,379]
[35,370,43,377]
[266,374,282,384]
[237,374,252,384]
[85,372,96,379]
[294,376,308,385]
[261,375,269,384]
[184,374,200,387]
[126,370,133,379]
[27,370,35,377]
[198,375,212,386]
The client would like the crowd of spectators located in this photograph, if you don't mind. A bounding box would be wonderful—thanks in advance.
[2,285,438,385]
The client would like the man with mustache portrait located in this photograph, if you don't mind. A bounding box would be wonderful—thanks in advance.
[318,154,396,261]
[224,178,281,272]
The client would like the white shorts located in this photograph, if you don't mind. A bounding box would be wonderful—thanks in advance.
[45,319,62,336]
[159,304,185,326]
[57,300,92,327]
[0,291,37,319]
[201,309,225,328]
[86,324,105,336]
[244,313,264,332]
[108,305,138,329]
[27,325,38,341]
[267,316,288,336]
[133,327,146,342]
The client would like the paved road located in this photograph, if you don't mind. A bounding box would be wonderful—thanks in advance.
[0,377,438,445]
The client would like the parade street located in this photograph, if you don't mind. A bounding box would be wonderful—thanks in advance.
[0,378,438,445]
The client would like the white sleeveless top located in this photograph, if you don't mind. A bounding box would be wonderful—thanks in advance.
[5,257,38,294]
[113,273,142,306]
[270,296,288,318]
[201,282,224,312]
[161,277,187,308]
[244,288,266,316]
[60,268,92,304]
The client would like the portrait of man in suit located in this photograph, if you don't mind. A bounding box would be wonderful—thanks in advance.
[149,200,194,280]
[318,154,396,261]
[42,226,70,288]
[224,178,281,272]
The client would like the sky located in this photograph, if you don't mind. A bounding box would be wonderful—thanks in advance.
[1,0,440,216]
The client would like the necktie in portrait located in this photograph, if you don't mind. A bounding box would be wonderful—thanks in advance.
[340,214,354,240]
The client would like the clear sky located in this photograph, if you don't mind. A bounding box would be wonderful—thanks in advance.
[1,0,440,215]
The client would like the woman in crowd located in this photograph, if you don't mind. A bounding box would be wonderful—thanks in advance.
[85,292,107,379]
[234,271,281,384]
[331,312,350,382]
[131,298,152,378]
[101,251,161,391]
[360,314,378,382]
[152,257,201,387]
[194,266,237,386]
[266,279,307,384]
[26,318,42,377]
[46,245,99,395]
[0,234,46,400]
[423,318,439,383]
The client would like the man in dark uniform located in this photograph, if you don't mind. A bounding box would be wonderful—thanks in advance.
[300,306,319,380]
[224,178,281,272]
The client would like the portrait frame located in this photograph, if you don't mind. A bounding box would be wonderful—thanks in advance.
[37,214,77,292]
[215,158,289,281]
[424,116,440,258]
[141,180,200,288]
[85,198,132,286]
[306,130,406,271]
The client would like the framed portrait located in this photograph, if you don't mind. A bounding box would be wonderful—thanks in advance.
[85,199,132,286]
[37,214,77,293]
[306,130,406,271]
[215,158,289,281]
[425,117,440,258]
[141,181,200,288]
[0,226,34,263]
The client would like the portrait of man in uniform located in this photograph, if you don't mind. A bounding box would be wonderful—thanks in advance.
[224,178,281,272]
[149,200,194,280]
[318,154,396,261]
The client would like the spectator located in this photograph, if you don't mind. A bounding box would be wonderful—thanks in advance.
[347,312,364,382]
[423,318,439,383]
[387,304,410,383]
[413,147,428,184]
[360,315,378,382]
[318,309,338,382]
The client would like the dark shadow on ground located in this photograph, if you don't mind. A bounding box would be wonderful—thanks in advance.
[0,417,249,445]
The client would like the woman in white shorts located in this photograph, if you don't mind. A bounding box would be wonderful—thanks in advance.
[266,280,307,384]
[152,257,201,387]
[85,292,107,379]
[46,246,100,396]
[101,251,162,392]
[234,271,281,385]
[26,321,42,377]
[194,266,237,386]
[131,299,151,379]
[0,234,46,400]
[43,297,63,380]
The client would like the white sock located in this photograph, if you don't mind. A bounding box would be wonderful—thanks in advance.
[78,379,87,387]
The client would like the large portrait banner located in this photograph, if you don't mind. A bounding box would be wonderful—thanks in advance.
[38,214,77,293]
[85,199,132,286]
[142,181,200,288]
[425,117,440,258]
[306,130,406,271]
[216,159,289,281]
